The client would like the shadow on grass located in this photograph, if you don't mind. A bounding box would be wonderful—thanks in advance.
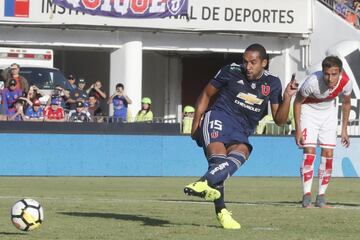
[59,211,219,229]
[59,212,170,226]
[327,202,360,207]
[160,199,360,208]
[0,232,27,236]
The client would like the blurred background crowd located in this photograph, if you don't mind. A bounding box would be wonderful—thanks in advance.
[0,62,195,134]
[333,0,360,27]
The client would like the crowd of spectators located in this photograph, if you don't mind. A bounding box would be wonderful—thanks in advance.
[0,64,108,123]
[0,63,195,131]
[334,0,360,27]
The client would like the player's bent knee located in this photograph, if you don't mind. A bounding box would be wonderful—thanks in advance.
[321,148,334,158]
[303,147,316,155]
[206,142,227,157]
[227,144,250,159]
[227,151,247,168]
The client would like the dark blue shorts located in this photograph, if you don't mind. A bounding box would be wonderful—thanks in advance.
[194,110,253,153]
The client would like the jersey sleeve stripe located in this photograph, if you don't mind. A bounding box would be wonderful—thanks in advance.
[303,72,350,104]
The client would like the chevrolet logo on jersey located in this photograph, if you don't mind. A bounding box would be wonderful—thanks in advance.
[236,93,264,105]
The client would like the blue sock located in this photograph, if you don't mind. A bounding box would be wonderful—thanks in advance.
[203,151,246,186]
[214,181,226,213]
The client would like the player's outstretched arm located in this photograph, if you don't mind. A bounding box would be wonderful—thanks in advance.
[341,94,351,148]
[272,78,298,125]
[191,83,219,139]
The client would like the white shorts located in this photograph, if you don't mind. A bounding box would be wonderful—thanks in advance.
[300,104,337,149]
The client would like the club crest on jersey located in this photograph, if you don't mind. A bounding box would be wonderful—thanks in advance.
[261,85,270,96]
[167,0,187,15]
[251,83,256,89]
[210,131,219,139]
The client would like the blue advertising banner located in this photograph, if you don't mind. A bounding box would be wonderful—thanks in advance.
[53,0,188,18]
[0,134,358,177]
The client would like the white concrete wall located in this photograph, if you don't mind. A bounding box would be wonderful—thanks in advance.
[110,40,142,120]
[268,38,304,88]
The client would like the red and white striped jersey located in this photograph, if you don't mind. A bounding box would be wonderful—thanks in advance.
[300,71,352,110]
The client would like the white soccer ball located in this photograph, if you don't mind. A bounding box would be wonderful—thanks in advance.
[11,198,44,231]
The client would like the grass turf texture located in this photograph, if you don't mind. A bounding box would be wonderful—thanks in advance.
[0,177,359,240]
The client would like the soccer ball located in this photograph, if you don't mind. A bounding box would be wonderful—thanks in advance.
[11,198,44,231]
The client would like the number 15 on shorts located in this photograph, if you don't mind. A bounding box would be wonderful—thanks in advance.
[209,120,223,131]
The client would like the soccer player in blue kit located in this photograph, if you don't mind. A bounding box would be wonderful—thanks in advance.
[183,44,298,229]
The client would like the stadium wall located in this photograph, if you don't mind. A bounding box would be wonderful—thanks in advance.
[0,134,359,177]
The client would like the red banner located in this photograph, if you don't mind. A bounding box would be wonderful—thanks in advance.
[53,0,189,18]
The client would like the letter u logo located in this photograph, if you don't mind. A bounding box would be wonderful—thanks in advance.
[261,85,270,96]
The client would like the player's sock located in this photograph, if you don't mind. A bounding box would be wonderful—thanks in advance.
[199,154,227,182]
[301,153,316,195]
[318,156,333,195]
[214,181,226,214]
[203,151,246,186]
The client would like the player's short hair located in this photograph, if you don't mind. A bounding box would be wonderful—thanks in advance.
[245,43,268,60]
[322,56,342,71]
[116,83,124,89]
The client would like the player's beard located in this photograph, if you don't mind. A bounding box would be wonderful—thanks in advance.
[247,70,264,80]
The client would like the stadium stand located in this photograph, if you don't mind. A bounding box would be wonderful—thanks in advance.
[318,0,360,28]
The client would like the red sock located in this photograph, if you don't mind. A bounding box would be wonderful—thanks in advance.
[318,157,333,195]
[301,154,316,195]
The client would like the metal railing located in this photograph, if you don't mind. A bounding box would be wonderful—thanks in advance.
[1,113,359,136]
[319,0,336,9]
[256,119,360,136]
[0,115,177,124]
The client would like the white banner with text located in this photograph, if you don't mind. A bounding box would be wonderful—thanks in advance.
[0,0,313,34]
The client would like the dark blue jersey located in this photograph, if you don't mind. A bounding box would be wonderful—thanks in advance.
[209,63,283,132]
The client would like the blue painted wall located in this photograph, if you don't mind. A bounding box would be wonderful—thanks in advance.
[0,133,358,177]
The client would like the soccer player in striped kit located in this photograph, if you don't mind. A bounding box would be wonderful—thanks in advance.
[183,43,298,229]
[294,56,352,208]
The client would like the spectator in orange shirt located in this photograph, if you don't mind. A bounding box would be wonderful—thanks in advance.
[345,10,357,25]
[5,63,29,94]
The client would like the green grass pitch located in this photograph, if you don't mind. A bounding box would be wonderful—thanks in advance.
[0,177,359,240]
